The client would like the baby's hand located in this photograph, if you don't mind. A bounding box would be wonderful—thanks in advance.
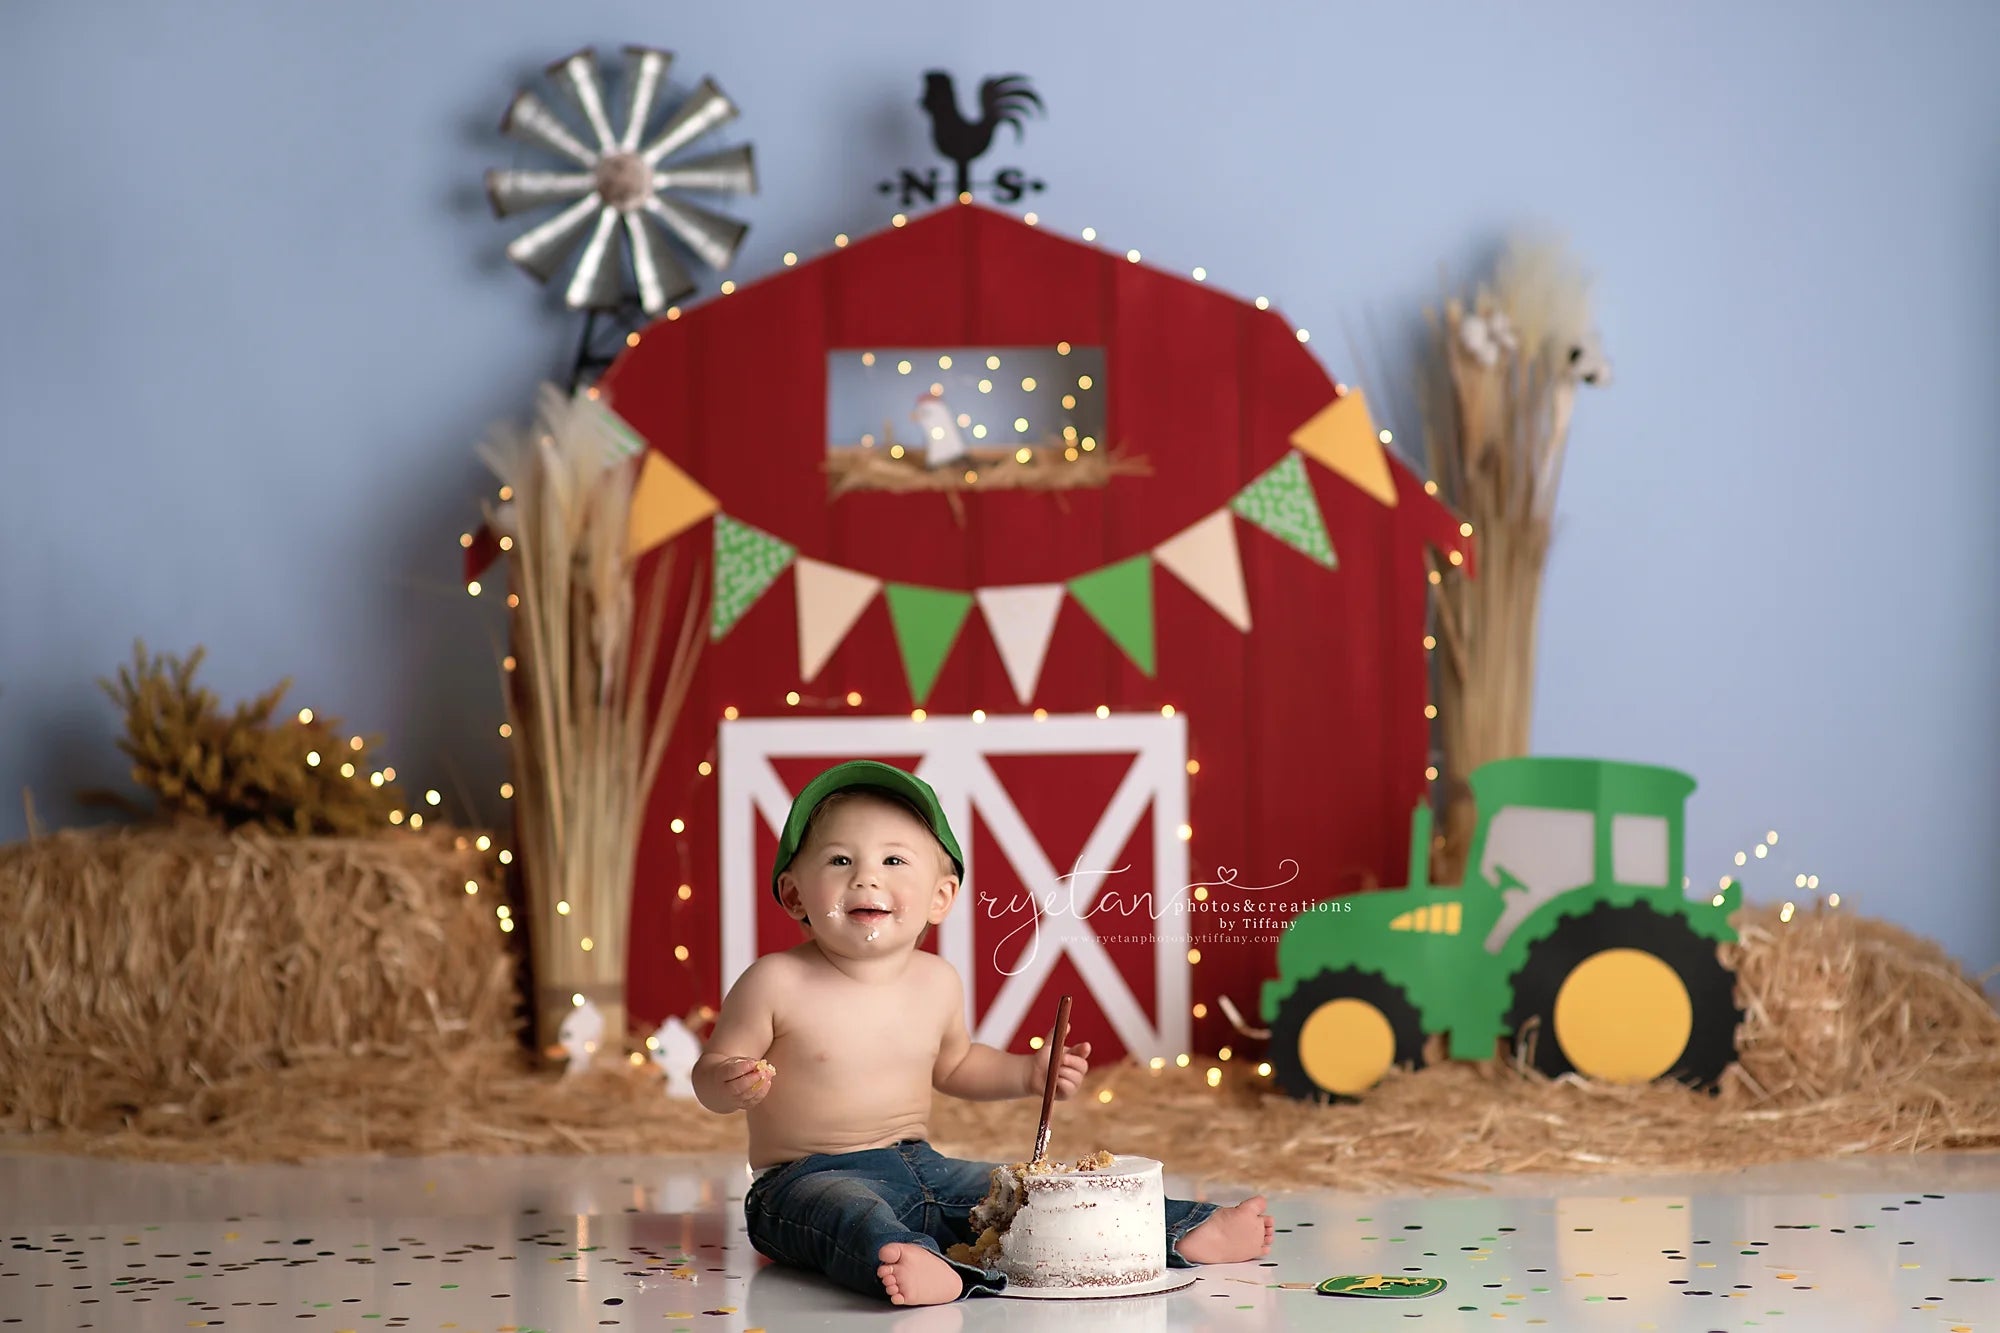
[719,1056,776,1110]
[1027,1041,1092,1100]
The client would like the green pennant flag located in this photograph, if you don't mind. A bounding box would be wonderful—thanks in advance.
[712,514,797,640]
[1231,450,1338,568]
[1067,555,1156,676]
[883,584,974,705]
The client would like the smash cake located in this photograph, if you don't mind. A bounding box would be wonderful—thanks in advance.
[947,1151,1167,1289]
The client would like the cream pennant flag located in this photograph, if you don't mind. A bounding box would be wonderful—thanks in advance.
[975,584,1066,704]
[794,558,882,682]
[1152,509,1251,632]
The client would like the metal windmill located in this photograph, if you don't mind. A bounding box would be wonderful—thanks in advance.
[486,47,756,386]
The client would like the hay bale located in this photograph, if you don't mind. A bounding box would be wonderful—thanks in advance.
[0,824,516,1133]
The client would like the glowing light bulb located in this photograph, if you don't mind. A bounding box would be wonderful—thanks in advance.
[580,937,594,951]
[625,331,640,347]
[1806,874,1819,889]
[1794,874,1807,888]
[464,880,478,895]
[785,691,800,706]
[1032,708,1047,721]
[1256,1062,1272,1077]
[506,593,519,608]
[1192,267,1206,281]
[1078,374,1094,390]
[557,900,571,915]
[723,706,739,720]
[1448,550,1464,566]
[1097,1089,1113,1103]
[1767,830,1779,845]
[1081,226,1096,241]
[1711,893,1725,906]
[897,359,912,375]
[911,708,927,722]
[499,918,514,932]
[1186,760,1200,775]
[1193,887,1208,902]
[674,945,690,962]
[1206,1067,1222,1087]
[1186,948,1201,964]
[389,810,404,825]
[1779,903,1795,923]
[1296,329,1310,343]
[424,789,440,806]
[938,354,952,369]
[972,709,987,723]
[467,580,481,596]
[498,723,512,739]
[1126,249,1141,263]
[476,835,491,851]
[306,751,321,767]
[297,708,313,724]
[370,772,384,787]
[1192,1002,1207,1018]
[1015,447,1032,463]
[697,761,712,776]
[1754,844,1768,859]
[1029,1036,1044,1050]
[497,850,512,865]
[1095,704,1110,719]
[1424,704,1438,719]
[409,813,423,830]
[1424,480,1439,496]
[1428,570,1442,585]
[1425,766,1439,781]
[1734,852,1747,866]
[1177,823,1193,841]
[677,884,692,901]
[1024,212,1039,225]
[1828,892,1840,907]
[892,213,907,227]
[834,233,849,247]
[571,993,585,1007]
[1460,522,1474,538]
[1056,341,1071,355]
[498,485,513,501]
[978,378,992,393]
[1149,1057,1166,1070]
[1174,1053,1190,1068]
[1720,876,1733,890]
[670,818,685,834]
[1161,704,1175,717]
[1012,417,1028,433]
[502,656,516,672]
[339,762,355,778]
[499,782,514,799]
[861,351,876,366]
[1254,296,1269,310]
[846,691,862,706]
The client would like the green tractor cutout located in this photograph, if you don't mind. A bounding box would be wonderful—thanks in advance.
[1261,757,1743,1100]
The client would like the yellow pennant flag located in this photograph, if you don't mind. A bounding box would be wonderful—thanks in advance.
[628,451,720,557]
[1289,389,1397,507]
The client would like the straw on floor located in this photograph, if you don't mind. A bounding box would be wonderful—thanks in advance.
[5,818,1993,1190]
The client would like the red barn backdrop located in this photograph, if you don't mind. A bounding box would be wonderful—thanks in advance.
[595,204,1469,1066]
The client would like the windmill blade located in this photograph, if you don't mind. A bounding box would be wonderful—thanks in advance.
[625,211,696,313]
[501,89,597,166]
[485,169,595,218]
[640,78,738,166]
[505,193,604,283]
[619,46,673,151]
[548,48,619,152]
[642,194,747,272]
[564,206,627,309]
[652,144,757,196]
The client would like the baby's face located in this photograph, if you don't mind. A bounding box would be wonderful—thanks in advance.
[778,794,957,958]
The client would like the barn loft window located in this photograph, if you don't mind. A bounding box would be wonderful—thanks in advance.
[825,345,1115,494]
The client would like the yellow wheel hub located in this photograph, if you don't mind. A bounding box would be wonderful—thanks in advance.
[1297,998,1396,1096]
[1552,948,1692,1084]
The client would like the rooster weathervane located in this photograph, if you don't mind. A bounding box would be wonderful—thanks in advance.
[880,71,1044,207]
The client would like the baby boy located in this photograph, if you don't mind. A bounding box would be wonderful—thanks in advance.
[694,760,1273,1304]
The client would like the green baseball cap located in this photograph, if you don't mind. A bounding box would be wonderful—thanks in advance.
[770,760,965,901]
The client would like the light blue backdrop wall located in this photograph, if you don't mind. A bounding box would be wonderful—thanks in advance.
[4,1,1996,976]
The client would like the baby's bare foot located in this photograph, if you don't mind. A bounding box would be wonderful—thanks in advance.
[878,1242,963,1305]
[1177,1195,1275,1264]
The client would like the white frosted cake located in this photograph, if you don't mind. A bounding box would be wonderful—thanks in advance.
[948,1150,1166,1288]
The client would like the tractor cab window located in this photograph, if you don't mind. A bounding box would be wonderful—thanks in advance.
[1611,813,1670,887]
[1479,807,1594,899]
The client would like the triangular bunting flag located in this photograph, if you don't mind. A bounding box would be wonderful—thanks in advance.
[884,584,974,705]
[1067,555,1156,676]
[1152,509,1251,632]
[711,515,797,640]
[1289,388,1397,507]
[1231,451,1337,569]
[975,584,1065,704]
[629,451,721,558]
[795,558,881,682]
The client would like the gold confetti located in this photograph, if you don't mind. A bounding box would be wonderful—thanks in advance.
[1902,1263,1921,1269]
[1778,1272,1798,1280]
[222,1232,238,1241]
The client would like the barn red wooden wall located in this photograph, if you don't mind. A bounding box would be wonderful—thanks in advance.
[597,204,1468,1064]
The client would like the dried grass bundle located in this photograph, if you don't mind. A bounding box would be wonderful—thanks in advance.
[0,824,511,1135]
[1417,236,1610,878]
[824,443,1150,498]
[478,385,704,1051]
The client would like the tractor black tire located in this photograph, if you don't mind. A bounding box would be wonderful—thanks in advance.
[1503,900,1742,1090]
[1268,967,1428,1102]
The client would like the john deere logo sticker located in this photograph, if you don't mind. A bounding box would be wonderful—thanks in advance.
[1316,1274,1447,1298]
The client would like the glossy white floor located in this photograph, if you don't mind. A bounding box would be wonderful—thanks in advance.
[2,1150,1995,1333]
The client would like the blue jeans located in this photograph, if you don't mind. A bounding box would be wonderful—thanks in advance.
[742,1139,1219,1301]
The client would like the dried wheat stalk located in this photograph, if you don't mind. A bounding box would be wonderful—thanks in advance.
[1416,237,1610,878]
[478,386,705,1051]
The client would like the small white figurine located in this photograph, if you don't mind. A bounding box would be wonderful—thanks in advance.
[910,390,970,469]
[555,998,606,1076]
[648,1016,704,1099]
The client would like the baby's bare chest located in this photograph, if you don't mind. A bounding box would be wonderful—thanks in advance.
[773,982,944,1073]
